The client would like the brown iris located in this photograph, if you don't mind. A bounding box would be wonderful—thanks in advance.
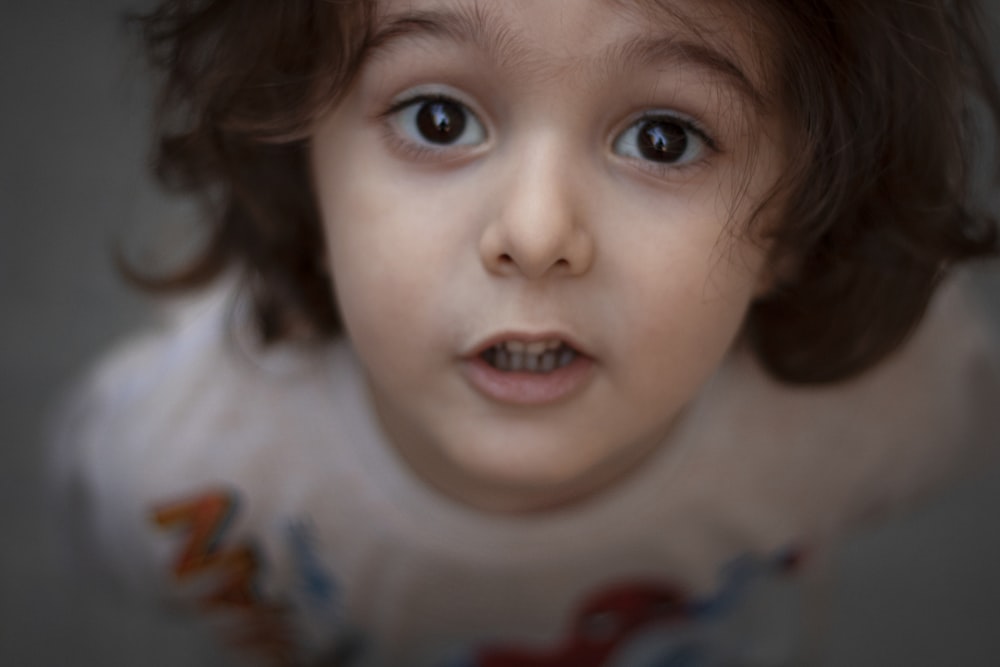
[637,120,688,163]
[416,99,467,144]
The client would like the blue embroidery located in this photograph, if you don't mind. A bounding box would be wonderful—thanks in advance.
[286,520,338,610]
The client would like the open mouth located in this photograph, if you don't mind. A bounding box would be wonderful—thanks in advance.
[479,339,579,374]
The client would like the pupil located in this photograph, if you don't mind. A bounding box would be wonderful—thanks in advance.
[416,100,466,144]
[638,121,687,163]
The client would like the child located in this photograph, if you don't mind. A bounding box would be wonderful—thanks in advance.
[54,0,1000,665]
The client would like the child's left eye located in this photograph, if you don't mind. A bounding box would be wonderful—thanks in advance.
[613,114,715,168]
[388,95,487,149]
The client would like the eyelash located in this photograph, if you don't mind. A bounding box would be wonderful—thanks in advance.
[377,92,721,176]
[611,111,720,177]
[378,92,488,162]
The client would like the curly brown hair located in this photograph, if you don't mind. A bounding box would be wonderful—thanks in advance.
[127,0,1000,383]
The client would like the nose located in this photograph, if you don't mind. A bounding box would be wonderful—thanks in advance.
[479,140,595,280]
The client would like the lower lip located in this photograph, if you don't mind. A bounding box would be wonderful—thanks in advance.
[462,354,594,406]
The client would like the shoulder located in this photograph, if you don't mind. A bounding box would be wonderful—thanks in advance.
[717,268,1000,534]
[58,285,336,466]
[48,282,354,587]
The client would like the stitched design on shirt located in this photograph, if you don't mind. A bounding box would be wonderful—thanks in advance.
[476,580,694,666]
[286,519,339,612]
[461,548,805,667]
[151,488,297,666]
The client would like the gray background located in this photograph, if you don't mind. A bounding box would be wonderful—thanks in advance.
[2,1,1000,665]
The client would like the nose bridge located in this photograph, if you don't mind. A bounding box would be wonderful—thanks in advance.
[485,131,591,279]
[510,134,572,235]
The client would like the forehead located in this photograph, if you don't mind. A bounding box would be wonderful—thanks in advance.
[368,0,771,109]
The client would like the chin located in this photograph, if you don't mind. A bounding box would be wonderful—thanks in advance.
[449,423,602,478]
[438,429,638,511]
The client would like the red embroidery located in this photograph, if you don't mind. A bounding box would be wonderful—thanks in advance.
[151,489,296,665]
[477,581,691,666]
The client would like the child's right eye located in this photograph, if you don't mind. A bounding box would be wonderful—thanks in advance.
[386,94,487,151]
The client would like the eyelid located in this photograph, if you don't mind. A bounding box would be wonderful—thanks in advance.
[611,109,721,175]
[656,111,718,153]
[618,109,720,152]
[380,83,478,114]
[378,85,490,159]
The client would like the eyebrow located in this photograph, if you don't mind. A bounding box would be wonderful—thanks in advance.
[366,5,531,70]
[607,34,767,111]
[366,5,765,110]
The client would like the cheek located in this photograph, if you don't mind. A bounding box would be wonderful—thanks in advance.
[325,223,436,396]
[625,266,754,376]
[325,207,427,349]
[601,212,764,399]
[608,199,764,333]
[316,173,466,385]
[314,160,408,354]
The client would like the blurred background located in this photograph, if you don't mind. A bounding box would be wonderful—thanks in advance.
[2,1,1000,666]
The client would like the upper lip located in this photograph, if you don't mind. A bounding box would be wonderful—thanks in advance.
[466,331,591,359]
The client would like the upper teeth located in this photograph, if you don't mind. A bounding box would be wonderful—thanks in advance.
[483,339,577,373]
[500,340,562,355]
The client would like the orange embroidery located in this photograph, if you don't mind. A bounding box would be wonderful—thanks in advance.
[151,489,296,665]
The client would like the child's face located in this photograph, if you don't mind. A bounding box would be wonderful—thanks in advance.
[312,0,784,511]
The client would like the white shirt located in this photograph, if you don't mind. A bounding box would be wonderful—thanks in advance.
[51,275,1000,666]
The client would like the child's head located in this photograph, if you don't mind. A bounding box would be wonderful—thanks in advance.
[134,0,999,508]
